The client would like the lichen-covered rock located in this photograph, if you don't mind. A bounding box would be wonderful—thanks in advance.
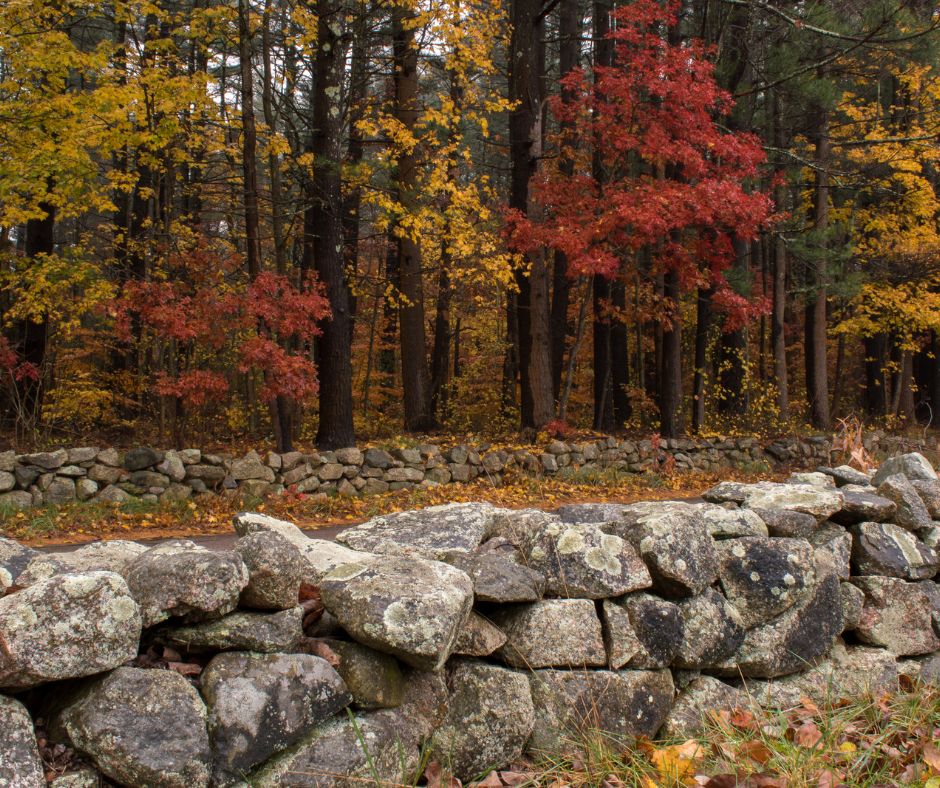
[56,667,211,788]
[872,452,937,486]
[809,524,853,579]
[0,571,140,690]
[730,558,843,678]
[830,491,896,525]
[320,554,473,670]
[527,669,674,754]
[554,502,636,523]
[201,652,350,785]
[124,540,249,627]
[234,531,304,610]
[877,474,933,532]
[0,536,66,591]
[49,767,102,788]
[818,465,872,487]
[0,694,44,787]
[491,599,606,668]
[673,588,745,669]
[601,593,683,669]
[739,482,843,522]
[787,472,836,488]
[716,537,816,628]
[607,504,718,598]
[751,508,819,538]
[698,504,768,539]
[702,481,749,505]
[50,540,148,576]
[840,581,864,631]
[521,521,651,599]
[324,639,404,709]
[444,551,544,603]
[851,576,940,655]
[155,607,303,653]
[432,659,534,780]
[659,677,750,738]
[454,612,508,656]
[912,479,940,518]
[850,521,939,580]
[18,449,68,469]
[336,502,499,559]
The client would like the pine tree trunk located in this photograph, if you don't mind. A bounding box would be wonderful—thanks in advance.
[692,286,713,432]
[807,103,831,429]
[660,269,683,437]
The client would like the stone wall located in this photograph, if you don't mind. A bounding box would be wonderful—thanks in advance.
[0,435,844,510]
[2,454,940,785]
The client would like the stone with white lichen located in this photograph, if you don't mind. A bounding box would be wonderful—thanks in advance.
[490,599,606,668]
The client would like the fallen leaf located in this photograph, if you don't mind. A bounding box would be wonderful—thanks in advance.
[424,761,461,788]
[925,742,940,775]
[793,721,822,748]
[814,769,844,788]
[739,741,774,765]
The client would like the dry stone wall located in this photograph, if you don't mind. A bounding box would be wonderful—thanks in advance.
[0,435,842,511]
[2,453,940,786]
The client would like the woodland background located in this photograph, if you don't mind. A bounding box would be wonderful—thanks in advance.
[0,0,938,452]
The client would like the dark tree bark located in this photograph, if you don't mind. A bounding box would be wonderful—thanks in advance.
[691,286,713,432]
[309,0,354,449]
[660,268,684,437]
[611,279,631,425]
[771,92,789,420]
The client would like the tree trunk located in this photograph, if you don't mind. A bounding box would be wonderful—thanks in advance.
[771,98,789,420]
[593,275,613,431]
[660,268,683,437]
[863,334,886,418]
[691,286,713,432]
[310,0,354,449]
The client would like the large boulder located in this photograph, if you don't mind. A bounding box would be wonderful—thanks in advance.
[659,677,751,738]
[233,531,304,610]
[809,524,853,579]
[605,503,719,598]
[697,504,768,539]
[851,576,940,655]
[1,537,65,591]
[850,521,939,580]
[431,659,535,781]
[454,612,508,657]
[50,540,147,575]
[829,490,896,525]
[527,669,674,754]
[491,599,606,668]
[818,465,872,487]
[912,479,940,518]
[124,541,249,627]
[0,694,44,787]
[738,482,843,522]
[201,652,351,785]
[319,555,473,670]
[444,551,545,603]
[601,593,683,669]
[876,474,933,532]
[335,503,500,559]
[154,607,303,653]
[0,572,140,691]
[872,452,937,486]
[521,520,651,599]
[751,508,819,538]
[716,537,816,628]
[324,639,404,709]
[56,667,211,788]
[673,588,745,670]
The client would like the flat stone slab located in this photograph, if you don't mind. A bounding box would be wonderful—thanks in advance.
[851,522,939,580]
[154,607,303,653]
[491,599,606,668]
[851,576,940,655]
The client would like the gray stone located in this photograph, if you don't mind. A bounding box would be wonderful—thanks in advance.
[56,465,86,477]
[201,652,350,785]
[14,465,39,489]
[0,572,140,690]
[325,639,404,709]
[432,659,534,781]
[156,607,303,653]
[659,677,751,738]
[96,448,121,466]
[336,502,498,559]
[877,474,933,532]
[50,768,102,787]
[95,484,131,503]
[851,521,939,579]
[363,447,393,469]
[601,593,683,669]
[702,481,749,505]
[76,478,98,500]
[674,588,745,669]
[912,479,940,518]
[0,471,15,492]
[160,482,191,502]
[335,447,363,465]
[454,612,508,656]
[44,476,76,504]
[527,669,674,754]
[739,482,843,522]
[123,446,162,471]
[608,503,718,598]
[18,449,67,470]
[830,490,896,525]
[318,462,345,481]
[129,470,170,489]
[320,554,473,670]
[490,599,606,668]
[730,557,844,677]
[522,520,651,599]
[0,450,15,472]
[51,539,147,575]
[87,463,124,485]
[156,451,186,482]
[809,524,853,579]
[0,694,44,787]
[852,576,940,655]
[281,463,313,486]
[818,465,871,487]
[1,536,65,590]
[444,551,545,603]
[0,490,33,510]
[787,471,836,488]
[872,452,938,485]
[915,652,940,685]
[717,537,816,628]
[698,504,768,539]
[57,667,211,788]
[185,464,226,482]
[751,507,819,537]
[230,456,276,482]
[234,530,304,610]
[554,502,637,523]
[124,541,249,627]
[840,581,864,631]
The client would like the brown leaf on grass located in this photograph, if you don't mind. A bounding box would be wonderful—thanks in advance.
[814,768,844,788]
[924,742,940,775]
[424,761,462,788]
[739,741,774,765]
[702,776,740,788]
[729,709,758,730]
[792,721,822,748]
[498,771,535,786]
[602,773,626,788]
[649,740,705,785]
[467,772,503,788]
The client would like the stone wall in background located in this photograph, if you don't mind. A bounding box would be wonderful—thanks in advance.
[0,429,929,509]
[2,453,940,785]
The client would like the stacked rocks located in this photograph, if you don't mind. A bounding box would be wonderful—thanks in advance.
[2,453,940,785]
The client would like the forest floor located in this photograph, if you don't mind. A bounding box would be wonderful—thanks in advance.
[3,466,785,546]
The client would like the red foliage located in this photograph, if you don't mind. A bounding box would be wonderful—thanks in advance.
[506,0,773,324]
[112,241,330,409]
[0,337,39,383]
